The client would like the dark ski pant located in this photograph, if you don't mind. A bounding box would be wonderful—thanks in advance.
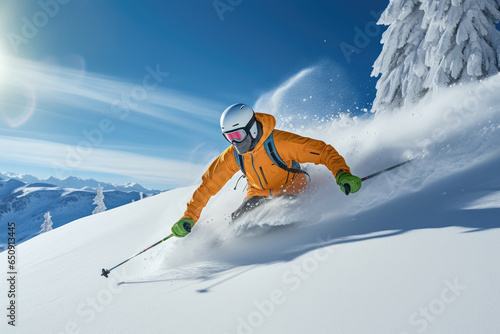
[231,195,297,221]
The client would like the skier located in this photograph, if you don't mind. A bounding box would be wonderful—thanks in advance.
[171,104,362,237]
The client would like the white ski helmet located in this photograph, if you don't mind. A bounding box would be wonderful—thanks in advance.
[220,103,260,154]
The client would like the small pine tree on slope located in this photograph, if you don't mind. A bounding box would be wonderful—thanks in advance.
[40,211,53,234]
[372,0,500,112]
[92,184,107,215]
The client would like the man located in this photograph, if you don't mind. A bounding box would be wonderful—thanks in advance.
[171,103,362,237]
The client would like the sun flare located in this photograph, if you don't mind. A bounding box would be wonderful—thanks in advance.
[0,46,6,88]
[0,51,4,79]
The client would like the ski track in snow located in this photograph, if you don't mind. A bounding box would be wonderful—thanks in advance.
[1,69,500,334]
[126,71,500,287]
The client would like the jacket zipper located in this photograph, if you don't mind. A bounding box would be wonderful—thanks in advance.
[250,154,264,189]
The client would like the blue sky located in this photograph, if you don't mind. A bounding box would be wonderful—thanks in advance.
[0,0,388,189]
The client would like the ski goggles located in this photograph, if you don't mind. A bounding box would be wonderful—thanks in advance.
[223,128,248,143]
[222,115,257,143]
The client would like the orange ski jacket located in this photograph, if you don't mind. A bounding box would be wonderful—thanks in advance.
[182,113,351,222]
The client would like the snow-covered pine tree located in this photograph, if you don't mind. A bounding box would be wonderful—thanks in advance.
[372,0,500,112]
[40,211,53,234]
[421,0,500,87]
[92,184,107,214]
[372,0,428,112]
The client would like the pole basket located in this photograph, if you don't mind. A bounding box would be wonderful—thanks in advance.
[101,268,110,278]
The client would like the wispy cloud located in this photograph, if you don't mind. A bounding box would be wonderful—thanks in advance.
[0,135,205,187]
[0,56,228,188]
[0,56,223,128]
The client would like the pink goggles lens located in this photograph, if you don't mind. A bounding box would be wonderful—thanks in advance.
[224,129,247,142]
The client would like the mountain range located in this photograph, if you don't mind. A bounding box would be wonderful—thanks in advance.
[0,173,163,251]
[0,172,161,194]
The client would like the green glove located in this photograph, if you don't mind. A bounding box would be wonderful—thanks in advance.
[336,172,362,195]
[171,218,194,238]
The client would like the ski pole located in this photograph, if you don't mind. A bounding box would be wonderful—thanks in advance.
[101,233,174,278]
[344,159,414,195]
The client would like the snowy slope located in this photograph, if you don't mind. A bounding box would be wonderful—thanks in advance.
[1,74,499,334]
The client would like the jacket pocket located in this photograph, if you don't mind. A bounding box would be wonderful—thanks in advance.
[259,167,269,186]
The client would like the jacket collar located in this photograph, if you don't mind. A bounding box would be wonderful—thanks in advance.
[242,112,276,156]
